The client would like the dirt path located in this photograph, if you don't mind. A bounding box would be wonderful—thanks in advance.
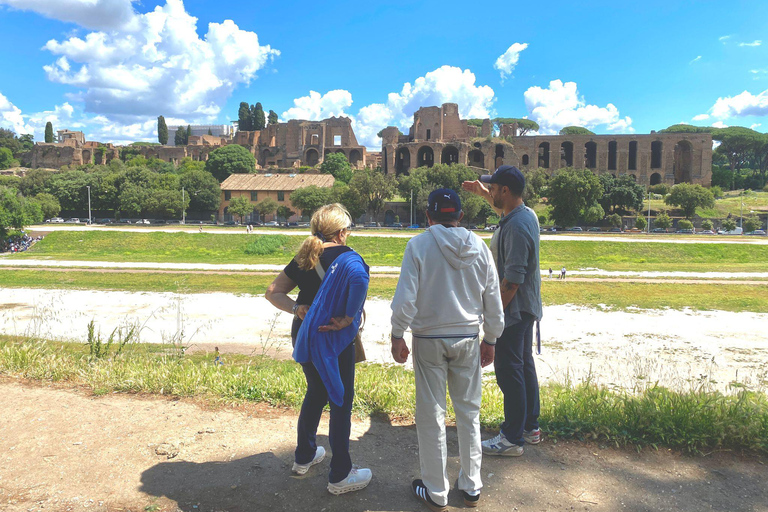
[1,379,766,512]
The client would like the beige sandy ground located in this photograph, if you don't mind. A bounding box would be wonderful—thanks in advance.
[1,379,767,512]
[2,288,766,393]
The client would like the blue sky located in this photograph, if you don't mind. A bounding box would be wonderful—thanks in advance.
[1,0,767,149]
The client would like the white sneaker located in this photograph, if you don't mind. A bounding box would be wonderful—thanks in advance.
[481,432,524,456]
[291,446,325,475]
[327,466,372,495]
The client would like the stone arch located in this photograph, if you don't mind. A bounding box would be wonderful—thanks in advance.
[468,149,485,168]
[384,210,395,225]
[538,142,550,168]
[673,140,692,183]
[584,141,597,169]
[417,146,434,167]
[650,172,662,186]
[305,148,319,166]
[396,147,411,175]
[335,149,346,155]
[651,141,663,169]
[560,141,573,167]
[349,149,362,167]
[522,154,529,166]
[495,144,505,168]
[608,140,618,171]
[261,148,271,166]
[441,146,459,165]
[628,141,638,171]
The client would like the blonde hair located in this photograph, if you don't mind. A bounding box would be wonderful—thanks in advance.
[295,203,352,270]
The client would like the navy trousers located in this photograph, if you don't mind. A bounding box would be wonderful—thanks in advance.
[494,312,540,446]
[294,337,356,484]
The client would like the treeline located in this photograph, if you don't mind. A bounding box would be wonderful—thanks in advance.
[237,102,278,132]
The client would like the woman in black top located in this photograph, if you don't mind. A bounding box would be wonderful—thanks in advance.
[264,203,372,495]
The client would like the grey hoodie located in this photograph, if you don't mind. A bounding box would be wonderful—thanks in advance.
[390,224,504,342]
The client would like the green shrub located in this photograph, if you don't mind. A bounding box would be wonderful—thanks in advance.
[710,185,723,198]
[678,219,693,230]
[648,183,670,196]
[635,216,647,230]
[701,220,713,231]
[244,235,290,256]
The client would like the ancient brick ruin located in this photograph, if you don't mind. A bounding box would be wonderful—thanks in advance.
[381,103,712,186]
[23,130,120,169]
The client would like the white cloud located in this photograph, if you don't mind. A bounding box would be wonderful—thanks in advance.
[0,92,83,141]
[711,121,729,128]
[281,90,353,121]
[719,35,731,42]
[751,123,762,130]
[523,79,633,134]
[690,55,702,64]
[739,40,762,47]
[0,0,138,31]
[493,43,528,82]
[0,92,34,135]
[692,114,710,121]
[710,89,768,118]
[32,0,278,127]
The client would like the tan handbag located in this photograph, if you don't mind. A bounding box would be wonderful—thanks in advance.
[315,263,366,363]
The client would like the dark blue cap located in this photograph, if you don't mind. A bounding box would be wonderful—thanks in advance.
[480,165,525,195]
[427,188,462,220]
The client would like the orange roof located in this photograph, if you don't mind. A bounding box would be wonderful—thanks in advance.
[220,173,335,191]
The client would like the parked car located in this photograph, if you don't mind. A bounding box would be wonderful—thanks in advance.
[676,229,694,234]
[699,230,715,234]
[651,228,666,233]
[364,222,379,228]
[609,227,622,233]
[264,221,279,227]
[587,227,601,232]
[407,224,421,229]
[47,217,65,223]
[566,226,583,232]
[746,229,766,235]
[484,225,498,231]
[65,218,80,223]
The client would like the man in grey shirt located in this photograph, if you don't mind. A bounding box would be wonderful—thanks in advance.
[463,165,543,457]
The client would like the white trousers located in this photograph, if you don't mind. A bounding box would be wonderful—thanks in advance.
[413,335,483,506]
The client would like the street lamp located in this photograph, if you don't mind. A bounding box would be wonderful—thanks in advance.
[647,191,651,233]
[86,185,92,225]
[182,187,186,225]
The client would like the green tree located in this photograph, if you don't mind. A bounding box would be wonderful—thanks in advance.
[743,216,762,233]
[701,219,714,231]
[319,152,353,184]
[348,168,396,220]
[144,189,185,218]
[606,213,622,228]
[277,205,295,222]
[207,128,213,136]
[0,129,33,157]
[255,197,278,221]
[559,126,595,135]
[0,147,13,170]
[34,192,61,219]
[710,185,723,198]
[546,168,604,227]
[157,116,168,145]
[635,216,647,230]
[44,170,91,211]
[254,103,266,131]
[659,124,714,134]
[1,187,42,238]
[289,185,332,217]
[174,126,186,146]
[654,212,672,229]
[268,110,278,125]
[599,174,645,213]
[330,182,366,221]
[493,118,539,136]
[118,183,149,217]
[186,125,192,144]
[522,168,548,208]
[238,102,251,131]
[227,195,253,223]
[648,183,670,196]
[712,127,763,188]
[721,218,737,232]
[205,145,256,182]
[664,183,715,219]
[44,122,54,143]
[179,168,221,212]
[678,219,693,230]
[19,169,51,197]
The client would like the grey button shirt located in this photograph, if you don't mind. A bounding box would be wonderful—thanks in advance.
[492,204,543,327]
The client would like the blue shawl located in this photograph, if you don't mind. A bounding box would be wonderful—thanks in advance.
[293,250,369,406]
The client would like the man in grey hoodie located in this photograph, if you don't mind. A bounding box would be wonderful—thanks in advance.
[391,188,504,511]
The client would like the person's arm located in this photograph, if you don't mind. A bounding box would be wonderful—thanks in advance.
[462,180,502,215]
[500,279,520,310]
[390,242,420,363]
[501,226,529,308]
[265,271,308,319]
[481,245,505,342]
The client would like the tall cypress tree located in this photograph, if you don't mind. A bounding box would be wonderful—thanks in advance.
[238,102,251,131]
[186,125,192,144]
[157,116,168,145]
[44,122,54,143]
[174,126,186,146]
[208,128,213,136]
[268,110,278,125]
[255,102,266,131]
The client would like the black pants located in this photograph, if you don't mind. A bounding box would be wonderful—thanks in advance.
[494,312,540,445]
[293,318,356,483]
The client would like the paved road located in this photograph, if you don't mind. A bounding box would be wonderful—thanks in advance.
[27,224,768,244]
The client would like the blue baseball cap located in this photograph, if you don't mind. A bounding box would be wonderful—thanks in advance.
[480,165,525,196]
[427,188,462,220]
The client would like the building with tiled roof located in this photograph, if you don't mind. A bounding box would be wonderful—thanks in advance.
[219,172,335,223]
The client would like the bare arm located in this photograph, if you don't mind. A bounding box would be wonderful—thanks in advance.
[265,271,308,319]
[500,278,519,310]
[462,180,503,215]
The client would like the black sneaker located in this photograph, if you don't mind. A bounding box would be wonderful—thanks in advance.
[412,479,447,512]
[461,489,480,507]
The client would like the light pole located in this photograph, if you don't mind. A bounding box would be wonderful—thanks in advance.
[86,185,92,225]
[740,194,744,231]
[182,187,186,225]
[647,191,651,233]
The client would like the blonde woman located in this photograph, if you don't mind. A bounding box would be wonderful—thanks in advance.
[265,204,371,495]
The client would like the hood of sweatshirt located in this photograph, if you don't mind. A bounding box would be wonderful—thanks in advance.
[427,224,480,270]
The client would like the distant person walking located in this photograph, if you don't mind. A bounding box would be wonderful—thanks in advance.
[390,189,504,511]
[265,204,372,495]
[561,266,566,281]
[548,267,553,279]
[463,165,543,457]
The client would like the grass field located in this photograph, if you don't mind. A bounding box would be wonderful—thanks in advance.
[8,231,768,272]
[1,336,766,454]
[2,269,766,312]
[642,190,768,219]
